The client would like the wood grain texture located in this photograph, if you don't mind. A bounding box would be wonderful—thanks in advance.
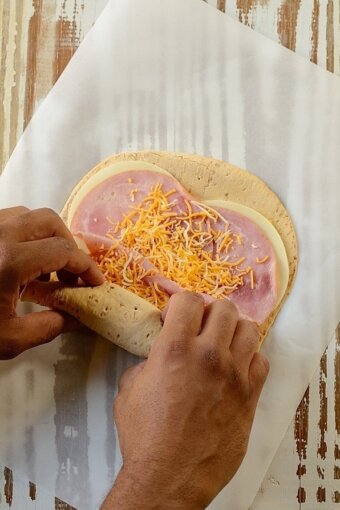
[295,388,310,505]
[277,0,302,51]
[327,0,335,71]
[3,467,13,507]
[0,1,339,509]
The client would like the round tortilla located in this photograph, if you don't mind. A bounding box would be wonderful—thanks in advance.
[26,151,297,355]
[61,151,298,346]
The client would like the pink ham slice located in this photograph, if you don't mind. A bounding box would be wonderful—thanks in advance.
[209,207,277,324]
[70,169,277,323]
[71,171,190,237]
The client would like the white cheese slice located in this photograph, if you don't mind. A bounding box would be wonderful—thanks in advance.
[67,161,172,226]
[204,199,289,306]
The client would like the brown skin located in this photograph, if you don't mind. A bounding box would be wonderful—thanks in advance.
[102,292,269,510]
[0,206,104,359]
[0,207,269,508]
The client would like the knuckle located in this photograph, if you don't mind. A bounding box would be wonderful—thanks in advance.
[200,345,224,373]
[236,321,260,352]
[54,236,73,252]
[225,299,239,320]
[228,363,241,386]
[207,300,239,333]
[0,243,17,277]
[14,206,29,214]
[188,291,204,304]
[172,291,203,306]
[16,212,30,228]
[227,360,247,393]
[19,206,30,213]
[10,213,34,240]
[2,206,29,220]
[244,334,259,353]
[39,207,58,218]
[34,208,65,236]
[243,320,260,339]
[166,337,189,355]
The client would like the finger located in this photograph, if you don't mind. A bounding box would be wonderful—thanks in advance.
[157,291,205,345]
[1,237,105,287]
[199,299,239,349]
[0,206,30,223]
[1,208,77,245]
[249,352,270,404]
[0,311,78,359]
[229,320,260,373]
[118,362,146,393]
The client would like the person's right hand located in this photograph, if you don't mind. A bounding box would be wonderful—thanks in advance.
[0,206,105,359]
[103,292,269,510]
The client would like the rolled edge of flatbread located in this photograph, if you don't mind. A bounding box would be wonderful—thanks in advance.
[22,281,162,358]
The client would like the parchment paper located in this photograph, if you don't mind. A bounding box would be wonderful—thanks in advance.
[0,0,339,508]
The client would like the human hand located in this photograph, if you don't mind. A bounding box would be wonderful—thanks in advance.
[0,206,104,359]
[103,291,269,510]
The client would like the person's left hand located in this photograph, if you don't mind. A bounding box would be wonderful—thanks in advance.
[0,206,105,359]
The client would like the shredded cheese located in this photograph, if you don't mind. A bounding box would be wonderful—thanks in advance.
[234,233,243,245]
[93,185,260,309]
[256,255,269,264]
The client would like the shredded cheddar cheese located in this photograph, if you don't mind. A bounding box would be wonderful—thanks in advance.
[234,233,243,245]
[256,255,269,264]
[93,185,261,309]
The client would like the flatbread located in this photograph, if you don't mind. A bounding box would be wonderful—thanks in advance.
[24,152,298,355]
[22,281,162,358]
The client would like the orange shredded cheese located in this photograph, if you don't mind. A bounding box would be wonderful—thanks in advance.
[256,255,269,264]
[248,267,255,290]
[234,233,243,245]
[93,185,255,309]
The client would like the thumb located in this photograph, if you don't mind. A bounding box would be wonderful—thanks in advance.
[7,311,78,357]
[118,362,146,393]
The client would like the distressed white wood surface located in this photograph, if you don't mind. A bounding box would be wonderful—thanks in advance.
[0,1,339,509]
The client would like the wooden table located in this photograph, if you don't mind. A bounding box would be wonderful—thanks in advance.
[0,1,339,508]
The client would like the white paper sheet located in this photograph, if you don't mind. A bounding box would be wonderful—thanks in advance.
[0,0,339,508]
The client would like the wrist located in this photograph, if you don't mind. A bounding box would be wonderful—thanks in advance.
[101,461,207,510]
